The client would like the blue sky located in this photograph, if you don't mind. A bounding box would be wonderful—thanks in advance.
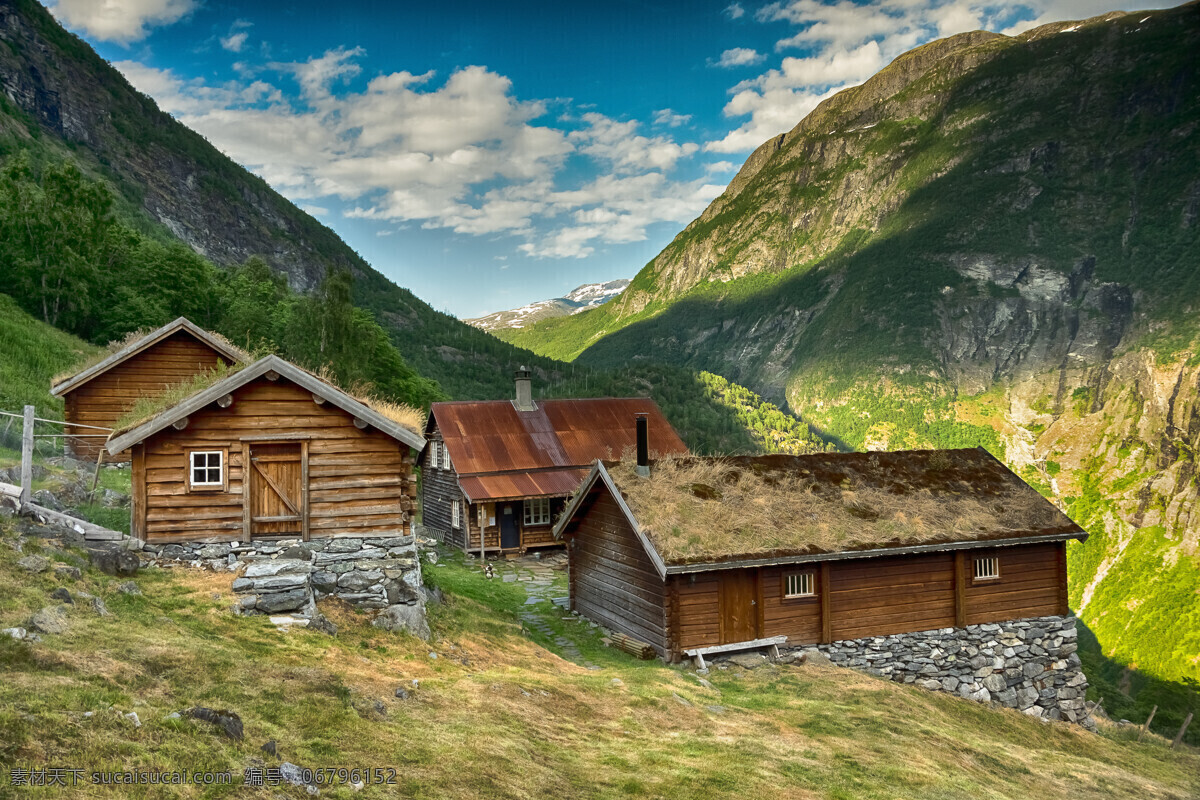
[47,0,1176,319]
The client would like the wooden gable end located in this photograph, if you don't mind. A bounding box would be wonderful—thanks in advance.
[67,330,235,459]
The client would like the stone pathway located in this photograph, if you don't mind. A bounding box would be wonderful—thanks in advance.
[489,551,601,670]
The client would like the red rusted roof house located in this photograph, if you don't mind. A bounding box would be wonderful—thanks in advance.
[421,368,688,554]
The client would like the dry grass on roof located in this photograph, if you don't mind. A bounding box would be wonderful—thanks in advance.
[110,360,426,438]
[606,453,1071,565]
[51,325,252,387]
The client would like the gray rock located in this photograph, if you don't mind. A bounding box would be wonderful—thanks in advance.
[187,707,243,740]
[53,564,82,580]
[310,571,338,593]
[324,538,363,553]
[124,712,141,728]
[2,627,28,640]
[18,555,50,573]
[373,603,430,640]
[1022,662,1045,679]
[243,561,314,578]
[117,581,141,595]
[255,588,310,613]
[240,574,308,592]
[982,673,1008,693]
[727,653,767,669]
[338,571,382,591]
[160,544,190,559]
[386,579,421,605]
[90,548,139,577]
[29,606,69,635]
[50,587,74,604]
[87,597,110,617]
[197,544,231,559]
[31,489,62,511]
[394,687,409,699]
[261,740,277,758]
[312,547,386,564]
[308,614,337,637]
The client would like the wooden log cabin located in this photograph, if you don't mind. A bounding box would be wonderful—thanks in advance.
[553,448,1088,662]
[105,355,425,545]
[51,318,245,461]
[422,368,688,555]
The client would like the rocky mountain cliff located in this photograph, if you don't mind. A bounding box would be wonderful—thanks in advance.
[503,4,1200,685]
[466,279,630,332]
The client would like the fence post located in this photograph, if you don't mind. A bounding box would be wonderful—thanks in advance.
[20,405,34,506]
[1172,712,1193,750]
[1137,705,1157,742]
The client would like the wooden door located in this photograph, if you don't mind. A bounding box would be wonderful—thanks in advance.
[499,504,519,549]
[719,570,760,644]
[248,442,304,539]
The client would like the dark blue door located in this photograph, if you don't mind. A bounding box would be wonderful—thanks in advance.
[500,503,519,549]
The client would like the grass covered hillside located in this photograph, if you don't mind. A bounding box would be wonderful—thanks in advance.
[0,293,97,414]
[2,523,1198,799]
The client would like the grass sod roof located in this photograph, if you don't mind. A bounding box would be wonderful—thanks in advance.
[110,358,425,438]
[50,319,251,390]
[601,450,1085,567]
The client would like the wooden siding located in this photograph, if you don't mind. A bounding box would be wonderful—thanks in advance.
[761,565,822,644]
[64,331,234,460]
[828,553,956,641]
[420,424,466,547]
[963,543,1068,624]
[567,488,667,656]
[139,377,414,543]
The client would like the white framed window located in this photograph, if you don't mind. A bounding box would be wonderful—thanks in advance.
[452,500,461,529]
[523,497,551,526]
[974,556,1000,581]
[430,441,440,469]
[188,450,225,491]
[783,571,815,599]
[441,443,451,471]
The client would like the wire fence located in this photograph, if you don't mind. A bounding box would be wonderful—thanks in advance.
[0,408,112,460]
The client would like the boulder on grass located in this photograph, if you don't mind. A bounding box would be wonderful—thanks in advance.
[17,555,50,573]
[28,605,69,635]
[90,548,139,577]
[372,603,430,640]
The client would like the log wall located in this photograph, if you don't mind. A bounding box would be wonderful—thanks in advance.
[138,377,416,543]
[567,488,667,655]
[64,331,235,460]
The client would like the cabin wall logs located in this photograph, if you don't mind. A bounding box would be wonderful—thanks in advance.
[64,331,235,460]
[137,377,416,544]
[568,488,667,655]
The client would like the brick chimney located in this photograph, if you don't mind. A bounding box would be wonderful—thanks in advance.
[514,366,536,411]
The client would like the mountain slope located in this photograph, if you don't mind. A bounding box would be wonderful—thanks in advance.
[504,4,1200,688]
[0,0,574,402]
[466,280,630,332]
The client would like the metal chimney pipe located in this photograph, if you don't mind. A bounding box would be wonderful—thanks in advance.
[635,413,649,478]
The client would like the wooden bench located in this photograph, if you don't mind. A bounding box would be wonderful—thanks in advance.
[684,635,788,670]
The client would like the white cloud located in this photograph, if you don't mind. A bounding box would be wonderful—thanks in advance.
[725,3,746,19]
[710,0,1130,154]
[116,49,714,259]
[705,160,737,174]
[713,47,766,68]
[221,31,248,52]
[653,108,693,127]
[48,0,196,45]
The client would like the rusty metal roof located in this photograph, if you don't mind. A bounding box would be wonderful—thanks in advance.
[460,468,590,503]
[430,397,688,483]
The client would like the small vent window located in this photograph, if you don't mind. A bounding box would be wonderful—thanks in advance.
[189,451,223,489]
[784,571,815,598]
[974,556,999,581]
[523,497,551,526]
[452,500,461,529]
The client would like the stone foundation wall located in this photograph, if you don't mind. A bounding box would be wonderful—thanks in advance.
[805,615,1092,727]
[139,536,423,620]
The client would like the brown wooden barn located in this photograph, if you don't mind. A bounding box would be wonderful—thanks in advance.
[105,355,425,545]
[51,317,245,460]
[553,448,1087,663]
[422,368,688,555]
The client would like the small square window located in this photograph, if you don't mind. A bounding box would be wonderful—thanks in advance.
[523,497,551,526]
[783,571,815,598]
[974,556,999,580]
[189,450,224,490]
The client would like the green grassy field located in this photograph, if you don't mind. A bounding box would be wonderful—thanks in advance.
[1,527,1197,800]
